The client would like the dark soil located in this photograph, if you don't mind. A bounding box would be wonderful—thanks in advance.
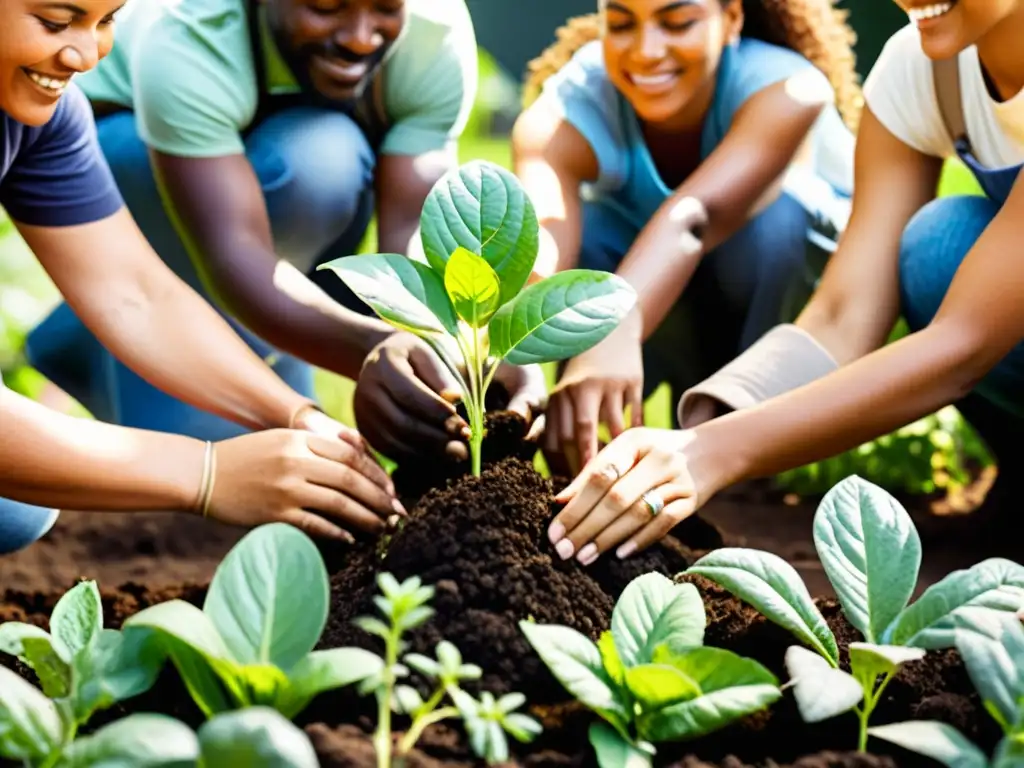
[0,409,1012,767]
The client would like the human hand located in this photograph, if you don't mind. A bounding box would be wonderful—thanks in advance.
[353,332,471,463]
[205,429,406,541]
[491,361,548,442]
[547,427,705,565]
[290,403,365,445]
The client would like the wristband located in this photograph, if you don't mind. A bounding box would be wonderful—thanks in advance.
[194,441,217,518]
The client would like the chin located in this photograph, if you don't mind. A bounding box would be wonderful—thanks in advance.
[0,95,61,127]
[916,31,971,61]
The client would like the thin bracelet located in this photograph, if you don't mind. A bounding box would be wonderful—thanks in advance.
[201,443,218,518]
[193,441,216,517]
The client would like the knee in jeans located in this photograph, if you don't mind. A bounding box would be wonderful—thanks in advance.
[0,502,59,555]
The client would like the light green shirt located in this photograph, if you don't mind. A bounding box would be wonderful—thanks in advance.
[78,0,478,158]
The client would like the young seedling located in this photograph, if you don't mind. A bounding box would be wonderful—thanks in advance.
[123,523,383,719]
[519,573,781,768]
[0,579,165,755]
[318,160,637,475]
[353,573,540,768]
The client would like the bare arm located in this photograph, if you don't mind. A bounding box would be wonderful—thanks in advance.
[18,208,314,431]
[150,152,394,381]
[375,148,457,256]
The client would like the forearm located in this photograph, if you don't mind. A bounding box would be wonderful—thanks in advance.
[0,386,202,511]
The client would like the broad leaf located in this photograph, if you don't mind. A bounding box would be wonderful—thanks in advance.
[59,713,199,766]
[611,574,705,668]
[519,621,627,721]
[198,707,319,767]
[0,622,52,658]
[588,722,654,768]
[625,664,701,709]
[849,643,925,691]
[813,476,921,643]
[74,628,166,721]
[277,648,385,718]
[444,247,501,328]
[887,558,1024,649]
[0,666,63,761]
[689,548,838,665]
[50,580,103,662]
[236,664,292,709]
[419,160,539,307]
[868,721,988,768]
[489,270,636,365]
[597,632,625,687]
[952,607,1024,730]
[21,637,70,699]
[318,253,459,338]
[205,523,329,670]
[784,645,862,723]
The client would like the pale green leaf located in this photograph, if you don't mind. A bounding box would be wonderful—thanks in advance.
[597,631,625,686]
[638,679,781,742]
[490,270,636,365]
[688,548,838,665]
[625,664,701,709]
[0,622,52,659]
[784,645,863,723]
[278,648,385,718]
[0,666,63,761]
[50,580,103,662]
[444,247,501,328]
[868,721,988,768]
[813,476,921,643]
[612,574,705,668]
[198,707,319,767]
[952,607,1024,730]
[20,636,70,699]
[849,642,925,686]
[589,722,654,768]
[59,713,199,767]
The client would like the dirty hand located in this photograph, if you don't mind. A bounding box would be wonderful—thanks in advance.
[547,427,705,565]
[543,317,644,473]
[491,361,548,442]
[205,429,406,542]
[353,332,470,463]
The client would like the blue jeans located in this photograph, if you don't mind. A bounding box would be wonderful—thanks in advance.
[25,107,376,440]
[0,498,58,555]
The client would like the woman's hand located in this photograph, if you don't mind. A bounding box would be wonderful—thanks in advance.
[206,429,406,542]
[491,361,549,442]
[547,427,707,565]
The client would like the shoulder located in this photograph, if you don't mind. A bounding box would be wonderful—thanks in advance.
[863,24,937,100]
[720,38,830,105]
[386,0,476,75]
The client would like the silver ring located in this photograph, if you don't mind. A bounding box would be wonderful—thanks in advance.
[641,489,665,517]
[599,464,622,482]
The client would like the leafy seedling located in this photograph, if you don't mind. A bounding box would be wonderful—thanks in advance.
[123,523,383,719]
[519,573,781,768]
[318,160,637,475]
[867,607,1024,768]
[0,580,165,762]
[353,572,540,768]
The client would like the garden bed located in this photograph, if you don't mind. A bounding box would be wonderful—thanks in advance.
[0,410,1012,768]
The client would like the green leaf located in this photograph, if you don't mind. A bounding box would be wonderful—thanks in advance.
[21,637,71,699]
[502,712,543,743]
[588,722,654,768]
[688,548,838,665]
[277,648,385,718]
[59,713,199,767]
[952,607,1024,730]
[611,575,705,668]
[50,580,103,662]
[887,558,1024,648]
[813,476,921,643]
[0,622,52,658]
[849,642,925,689]
[625,664,701,709]
[204,523,328,670]
[73,628,165,723]
[318,253,459,338]
[444,247,501,328]
[784,645,863,723]
[198,707,319,767]
[489,270,637,365]
[868,721,988,768]
[519,621,628,721]
[419,160,539,307]
[597,632,625,686]
[0,666,63,761]
[236,664,292,709]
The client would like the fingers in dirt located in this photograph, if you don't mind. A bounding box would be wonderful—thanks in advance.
[584,483,694,564]
[307,434,397,500]
[279,508,355,543]
[300,484,393,534]
[615,497,696,559]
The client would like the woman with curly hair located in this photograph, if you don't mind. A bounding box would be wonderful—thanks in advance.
[513,0,860,480]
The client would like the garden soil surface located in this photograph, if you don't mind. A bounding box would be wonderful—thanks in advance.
[0,412,1017,767]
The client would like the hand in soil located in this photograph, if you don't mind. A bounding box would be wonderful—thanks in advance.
[550,427,702,564]
[353,332,471,462]
[208,429,405,541]
[489,361,548,441]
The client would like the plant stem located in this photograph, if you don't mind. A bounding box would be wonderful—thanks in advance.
[398,703,460,754]
[375,634,401,768]
[856,671,894,753]
[467,329,486,477]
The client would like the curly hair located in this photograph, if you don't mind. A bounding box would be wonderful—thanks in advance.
[521,0,863,131]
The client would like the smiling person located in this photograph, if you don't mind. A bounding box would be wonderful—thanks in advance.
[513,0,860,475]
[0,0,406,555]
[19,0,541,464]
[549,0,1024,565]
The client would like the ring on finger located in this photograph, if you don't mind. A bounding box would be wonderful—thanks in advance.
[641,488,665,517]
[599,463,622,482]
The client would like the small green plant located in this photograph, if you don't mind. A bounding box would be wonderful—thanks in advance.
[123,523,383,719]
[519,573,781,768]
[319,160,637,475]
[353,573,540,768]
[0,580,165,761]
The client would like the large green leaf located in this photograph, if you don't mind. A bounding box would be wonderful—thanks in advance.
[588,722,654,768]
[278,648,385,719]
[952,607,1024,730]
[887,558,1024,649]
[688,548,838,665]
[611,574,705,668]
[625,664,701,709]
[204,523,328,670]
[50,580,103,663]
[318,253,458,338]
[784,645,862,723]
[0,666,63,761]
[813,476,921,643]
[849,643,925,693]
[419,160,539,307]
[59,713,199,767]
[868,721,988,768]
[198,707,319,767]
[74,628,166,722]
[444,247,501,328]
[489,270,636,365]
[0,624,71,698]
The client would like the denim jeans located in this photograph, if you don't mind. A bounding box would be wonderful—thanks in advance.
[0,498,58,555]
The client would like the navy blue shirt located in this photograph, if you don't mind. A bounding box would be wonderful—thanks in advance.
[0,85,123,227]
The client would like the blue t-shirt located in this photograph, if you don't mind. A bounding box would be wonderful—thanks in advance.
[535,38,854,232]
[0,85,123,228]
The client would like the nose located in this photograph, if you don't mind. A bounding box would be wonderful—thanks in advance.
[56,34,101,73]
[635,22,668,63]
[335,12,383,56]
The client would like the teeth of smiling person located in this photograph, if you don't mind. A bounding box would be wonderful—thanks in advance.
[27,70,70,94]
[907,2,954,23]
[631,73,676,87]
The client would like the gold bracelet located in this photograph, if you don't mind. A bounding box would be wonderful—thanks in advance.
[201,443,217,519]
[194,441,216,517]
